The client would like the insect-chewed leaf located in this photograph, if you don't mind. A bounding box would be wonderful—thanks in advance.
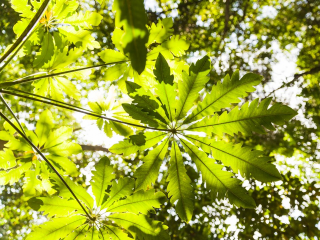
[175,55,211,120]
[113,0,149,74]
[101,177,134,209]
[186,135,282,182]
[50,174,94,209]
[147,18,173,46]
[109,213,170,240]
[46,155,78,176]
[122,103,163,128]
[134,139,169,191]
[26,215,86,240]
[110,131,167,156]
[0,162,31,185]
[167,142,194,222]
[147,35,189,60]
[184,71,262,123]
[181,139,256,208]
[188,98,297,136]
[91,157,115,206]
[34,32,54,67]
[107,189,166,214]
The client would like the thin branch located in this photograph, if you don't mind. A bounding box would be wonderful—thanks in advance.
[0,61,129,88]
[0,89,170,132]
[0,111,93,220]
[0,0,51,71]
[0,94,26,134]
[80,144,109,152]
[267,65,320,97]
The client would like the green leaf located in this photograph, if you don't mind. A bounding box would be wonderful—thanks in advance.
[44,126,73,149]
[34,32,54,67]
[156,82,176,122]
[110,131,167,156]
[175,56,211,120]
[102,226,132,240]
[35,109,54,147]
[64,11,103,28]
[109,213,170,240]
[51,175,94,209]
[107,189,166,214]
[147,18,174,46]
[122,103,163,128]
[188,98,297,136]
[147,35,189,60]
[186,135,282,182]
[101,177,134,209]
[26,216,86,240]
[113,0,149,74]
[46,155,78,176]
[134,139,169,191]
[153,53,174,85]
[185,71,262,123]
[91,157,115,206]
[181,139,256,208]
[33,197,83,217]
[167,142,194,222]
[0,162,32,185]
[110,121,133,137]
[47,142,82,157]
[0,149,16,170]
[99,49,128,64]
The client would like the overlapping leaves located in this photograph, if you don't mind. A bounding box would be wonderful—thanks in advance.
[110,53,297,222]
[27,157,169,240]
[0,109,81,197]
[11,0,102,64]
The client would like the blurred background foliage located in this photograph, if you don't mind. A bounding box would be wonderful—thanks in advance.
[0,0,319,239]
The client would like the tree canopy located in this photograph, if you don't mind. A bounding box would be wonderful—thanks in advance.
[0,0,319,239]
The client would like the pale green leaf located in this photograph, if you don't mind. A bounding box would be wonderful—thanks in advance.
[35,109,54,147]
[134,139,169,191]
[107,189,166,214]
[109,213,170,240]
[91,157,115,206]
[181,139,256,208]
[98,49,128,64]
[0,149,16,170]
[175,56,211,120]
[101,177,134,209]
[186,135,282,182]
[185,71,262,123]
[36,197,83,217]
[167,142,194,222]
[188,98,297,136]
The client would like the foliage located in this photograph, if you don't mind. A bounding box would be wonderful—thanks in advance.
[0,109,81,197]
[27,157,169,239]
[1,0,316,239]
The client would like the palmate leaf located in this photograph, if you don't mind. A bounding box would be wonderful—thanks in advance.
[0,110,80,196]
[188,98,297,136]
[28,157,169,239]
[110,53,296,221]
[113,0,149,74]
